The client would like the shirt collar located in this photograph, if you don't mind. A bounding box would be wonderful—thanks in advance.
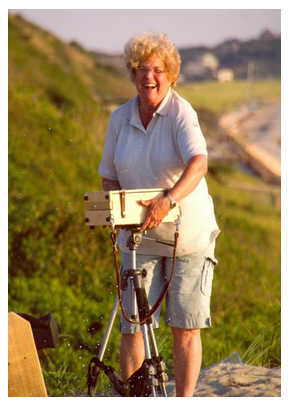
[155,88,172,116]
[127,88,172,128]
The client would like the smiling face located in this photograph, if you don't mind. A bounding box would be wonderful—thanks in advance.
[134,56,171,110]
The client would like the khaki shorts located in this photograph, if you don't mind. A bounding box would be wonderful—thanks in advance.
[119,243,217,334]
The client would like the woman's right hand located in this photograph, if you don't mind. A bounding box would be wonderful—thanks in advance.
[139,197,171,231]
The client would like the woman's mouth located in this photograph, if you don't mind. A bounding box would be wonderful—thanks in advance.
[144,83,157,89]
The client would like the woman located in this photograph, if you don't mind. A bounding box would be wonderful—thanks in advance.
[98,32,220,397]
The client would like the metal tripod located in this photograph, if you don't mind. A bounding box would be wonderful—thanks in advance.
[87,226,169,397]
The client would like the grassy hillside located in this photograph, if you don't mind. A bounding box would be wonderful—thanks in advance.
[8,13,135,395]
[8,13,280,396]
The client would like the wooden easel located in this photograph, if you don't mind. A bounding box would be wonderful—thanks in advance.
[8,312,47,397]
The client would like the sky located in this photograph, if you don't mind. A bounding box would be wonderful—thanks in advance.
[8,8,281,54]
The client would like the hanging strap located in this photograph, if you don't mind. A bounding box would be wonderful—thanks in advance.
[87,356,129,397]
[110,230,179,325]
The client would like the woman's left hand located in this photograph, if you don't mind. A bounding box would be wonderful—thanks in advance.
[140,197,170,231]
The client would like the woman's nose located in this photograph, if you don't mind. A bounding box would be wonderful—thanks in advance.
[145,69,154,79]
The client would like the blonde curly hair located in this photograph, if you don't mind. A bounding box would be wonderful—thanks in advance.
[124,31,181,87]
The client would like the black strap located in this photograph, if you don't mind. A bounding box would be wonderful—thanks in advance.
[110,230,179,325]
[87,356,129,397]
[87,356,165,397]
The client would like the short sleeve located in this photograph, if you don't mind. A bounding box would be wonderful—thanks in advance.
[176,103,208,163]
[98,117,119,181]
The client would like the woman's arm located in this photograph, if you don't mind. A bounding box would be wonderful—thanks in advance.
[168,154,207,202]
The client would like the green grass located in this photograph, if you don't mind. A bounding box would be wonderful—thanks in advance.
[8,13,281,396]
[176,79,281,114]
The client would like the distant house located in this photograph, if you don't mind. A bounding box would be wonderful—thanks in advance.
[217,68,234,82]
[202,52,218,71]
[182,52,219,81]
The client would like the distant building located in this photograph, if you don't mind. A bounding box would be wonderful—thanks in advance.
[182,52,219,81]
[217,68,234,82]
[202,52,218,71]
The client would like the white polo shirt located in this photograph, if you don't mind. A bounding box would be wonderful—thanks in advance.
[99,89,220,257]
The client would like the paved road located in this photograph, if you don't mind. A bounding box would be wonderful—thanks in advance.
[219,100,281,184]
[238,101,281,162]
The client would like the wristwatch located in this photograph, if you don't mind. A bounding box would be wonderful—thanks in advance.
[166,193,177,209]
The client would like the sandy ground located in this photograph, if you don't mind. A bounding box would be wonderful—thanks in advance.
[165,363,281,397]
[89,362,281,398]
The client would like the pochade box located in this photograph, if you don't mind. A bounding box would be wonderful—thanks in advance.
[84,188,180,228]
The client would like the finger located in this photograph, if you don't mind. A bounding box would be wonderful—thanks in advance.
[141,218,159,231]
[141,215,153,231]
[140,219,149,231]
[139,199,151,207]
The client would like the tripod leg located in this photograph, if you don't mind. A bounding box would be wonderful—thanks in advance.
[87,295,119,396]
[147,323,168,397]
[98,295,119,361]
[140,323,156,397]
[133,274,167,397]
[124,232,168,396]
